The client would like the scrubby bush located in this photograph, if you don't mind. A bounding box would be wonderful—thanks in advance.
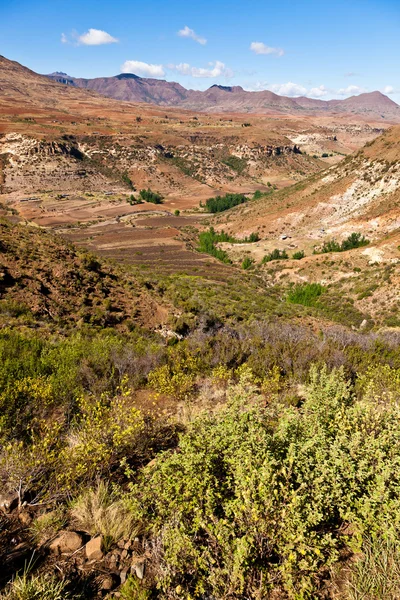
[30,507,67,545]
[147,345,200,400]
[0,300,30,318]
[341,232,370,251]
[118,577,151,600]
[292,250,305,260]
[244,232,260,243]
[221,155,248,174]
[128,365,400,598]
[56,389,145,494]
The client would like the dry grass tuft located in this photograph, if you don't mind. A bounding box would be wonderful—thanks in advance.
[70,481,138,550]
[337,536,400,600]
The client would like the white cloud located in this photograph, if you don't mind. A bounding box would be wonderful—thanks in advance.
[121,60,165,77]
[246,80,393,100]
[309,85,329,98]
[250,42,284,57]
[243,81,268,92]
[77,28,118,46]
[178,25,207,45]
[267,82,307,97]
[383,85,394,94]
[169,60,233,79]
[337,85,366,96]
[61,33,68,44]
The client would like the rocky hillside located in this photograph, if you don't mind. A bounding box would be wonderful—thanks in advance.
[221,125,400,243]
[0,129,321,197]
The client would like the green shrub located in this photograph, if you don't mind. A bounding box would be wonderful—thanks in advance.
[317,239,342,253]
[292,250,305,260]
[317,233,370,254]
[262,248,289,263]
[221,155,248,174]
[122,171,134,190]
[197,228,232,264]
[287,283,325,306]
[204,193,246,213]
[0,300,30,318]
[117,577,151,600]
[242,257,254,270]
[29,507,67,545]
[139,188,164,204]
[341,232,370,251]
[244,232,260,243]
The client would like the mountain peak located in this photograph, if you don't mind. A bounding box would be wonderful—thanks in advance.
[209,84,234,92]
[208,84,244,93]
[50,71,71,77]
[115,73,141,80]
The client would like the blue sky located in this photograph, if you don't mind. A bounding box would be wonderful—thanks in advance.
[1,0,399,99]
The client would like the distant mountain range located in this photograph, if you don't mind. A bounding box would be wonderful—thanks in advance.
[46,71,400,119]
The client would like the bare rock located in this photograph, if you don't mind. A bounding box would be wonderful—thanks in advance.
[119,568,129,584]
[0,492,19,513]
[100,574,117,592]
[18,510,32,526]
[49,531,83,554]
[131,556,146,580]
[85,536,103,561]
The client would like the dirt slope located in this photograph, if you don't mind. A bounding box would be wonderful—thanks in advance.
[0,218,168,330]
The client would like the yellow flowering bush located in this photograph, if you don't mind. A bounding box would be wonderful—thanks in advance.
[357,363,400,404]
[57,390,145,492]
[148,347,200,400]
[0,375,54,438]
[211,364,233,389]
